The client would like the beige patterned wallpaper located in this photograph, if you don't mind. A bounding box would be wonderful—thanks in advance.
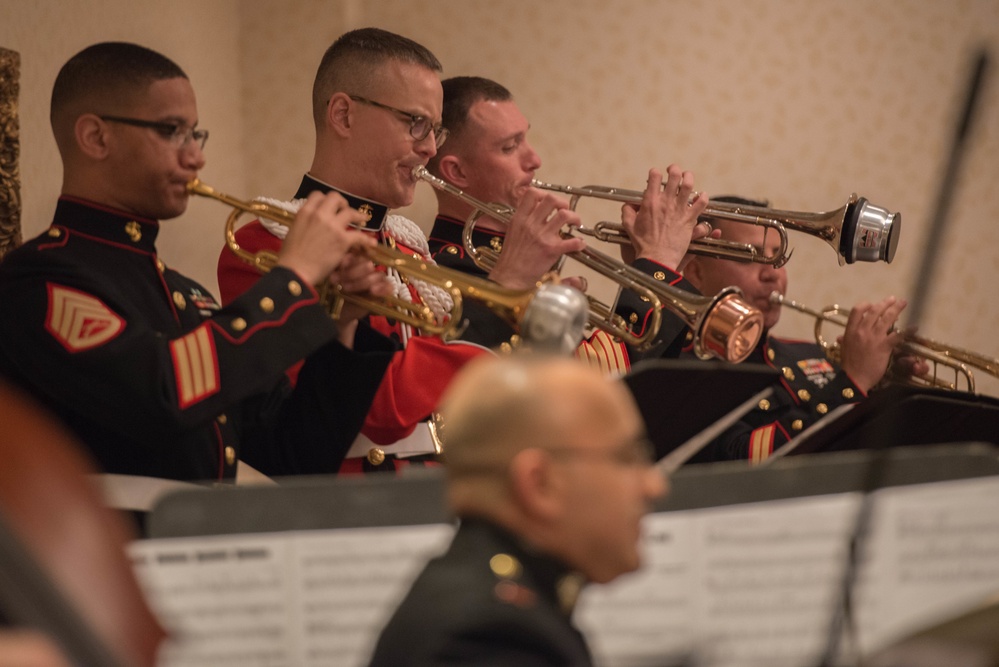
[2,0,998,394]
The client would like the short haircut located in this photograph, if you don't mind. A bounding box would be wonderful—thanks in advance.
[427,76,512,172]
[50,42,187,130]
[312,27,442,128]
[440,76,512,141]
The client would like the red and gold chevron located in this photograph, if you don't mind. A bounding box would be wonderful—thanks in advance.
[45,283,125,352]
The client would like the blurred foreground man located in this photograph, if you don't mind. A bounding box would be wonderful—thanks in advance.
[368,356,667,666]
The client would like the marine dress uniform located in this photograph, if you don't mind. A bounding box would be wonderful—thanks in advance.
[368,518,594,667]
[218,176,506,474]
[686,335,866,464]
[428,214,695,373]
[0,196,395,482]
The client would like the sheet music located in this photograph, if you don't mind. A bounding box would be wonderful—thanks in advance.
[578,494,857,667]
[855,475,999,652]
[578,474,999,667]
[131,524,453,667]
[130,474,999,667]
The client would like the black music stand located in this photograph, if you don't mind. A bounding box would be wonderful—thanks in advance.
[772,385,999,459]
[623,359,779,462]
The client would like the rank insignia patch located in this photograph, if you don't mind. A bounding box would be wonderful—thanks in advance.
[45,283,125,352]
[170,325,220,408]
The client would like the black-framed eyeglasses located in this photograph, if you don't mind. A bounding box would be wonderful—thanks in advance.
[99,115,209,150]
[347,95,448,148]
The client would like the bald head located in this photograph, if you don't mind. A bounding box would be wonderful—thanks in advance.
[441,356,640,481]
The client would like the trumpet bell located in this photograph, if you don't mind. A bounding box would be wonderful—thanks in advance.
[698,289,766,363]
[519,284,589,356]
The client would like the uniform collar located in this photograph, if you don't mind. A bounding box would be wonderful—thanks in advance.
[433,213,507,254]
[459,517,585,617]
[52,196,160,254]
[295,174,388,231]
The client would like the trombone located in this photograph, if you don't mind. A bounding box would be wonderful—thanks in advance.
[770,292,999,393]
[530,179,902,268]
[187,180,588,352]
[414,167,765,362]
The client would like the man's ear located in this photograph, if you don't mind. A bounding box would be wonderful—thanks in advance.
[507,448,564,521]
[437,154,469,188]
[75,114,111,160]
[327,92,353,138]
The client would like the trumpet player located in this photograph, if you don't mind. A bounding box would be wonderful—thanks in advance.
[682,197,928,463]
[0,42,396,484]
[426,76,711,372]
[218,30,572,474]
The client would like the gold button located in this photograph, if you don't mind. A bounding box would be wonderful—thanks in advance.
[767,348,776,361]
[259,297,274,314]
[490,237,503,252]
[508,335,522,349]
[782,367,795,381]
[288,281,302,296]
[816,403,828,415]
[758,399,771,411]
[156,259,166,273]
[629,313,639,324]
[216,413,228,425]
[224,446,236,466]
[446,246,458,254]
[499,342,512,354]
[47,227,61,237]
[797,389,811,402]
[842,387,855,399]
[653,271,666,281]
[367,448,386,465]
[640,295,651,302]
[173,291,186,310]
[490,553,521,579]
[791,419,804,431]
[685,331,693,342]
[231,317,247,331]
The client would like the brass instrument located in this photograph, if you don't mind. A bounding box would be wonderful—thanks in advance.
[188,179,588,353]
[770,292,999,393]
[531,179,902,268]
[414,167,764,362]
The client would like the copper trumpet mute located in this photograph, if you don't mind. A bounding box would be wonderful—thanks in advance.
[696,291,765,363]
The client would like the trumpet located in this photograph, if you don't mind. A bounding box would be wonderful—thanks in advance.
[187,180,589,353]
[530,179,901,268]
[770,292,999,393]
[414,167,764,362]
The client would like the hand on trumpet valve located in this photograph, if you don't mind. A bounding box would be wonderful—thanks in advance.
[487,188,585,290]
[276,190,375,286]
[618,165,709,269]
[837,295,909,392]
[327,252,394,325]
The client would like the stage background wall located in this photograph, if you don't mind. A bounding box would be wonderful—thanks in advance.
[2,0,997,393]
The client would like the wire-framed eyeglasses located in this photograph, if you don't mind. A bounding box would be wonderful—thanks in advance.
[348,95,448,148]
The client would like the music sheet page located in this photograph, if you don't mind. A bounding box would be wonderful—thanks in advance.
[131,524,453,667]
[131,475,999,667]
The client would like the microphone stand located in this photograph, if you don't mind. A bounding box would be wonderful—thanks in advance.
[814,48,991,667]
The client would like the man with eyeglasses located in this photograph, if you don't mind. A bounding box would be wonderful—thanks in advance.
[426,76,712,374]
[218,28,584,474]
[369,355,667,666]
[0,42,397,488]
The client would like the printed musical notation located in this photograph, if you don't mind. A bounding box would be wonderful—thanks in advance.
[132,475,999,667]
